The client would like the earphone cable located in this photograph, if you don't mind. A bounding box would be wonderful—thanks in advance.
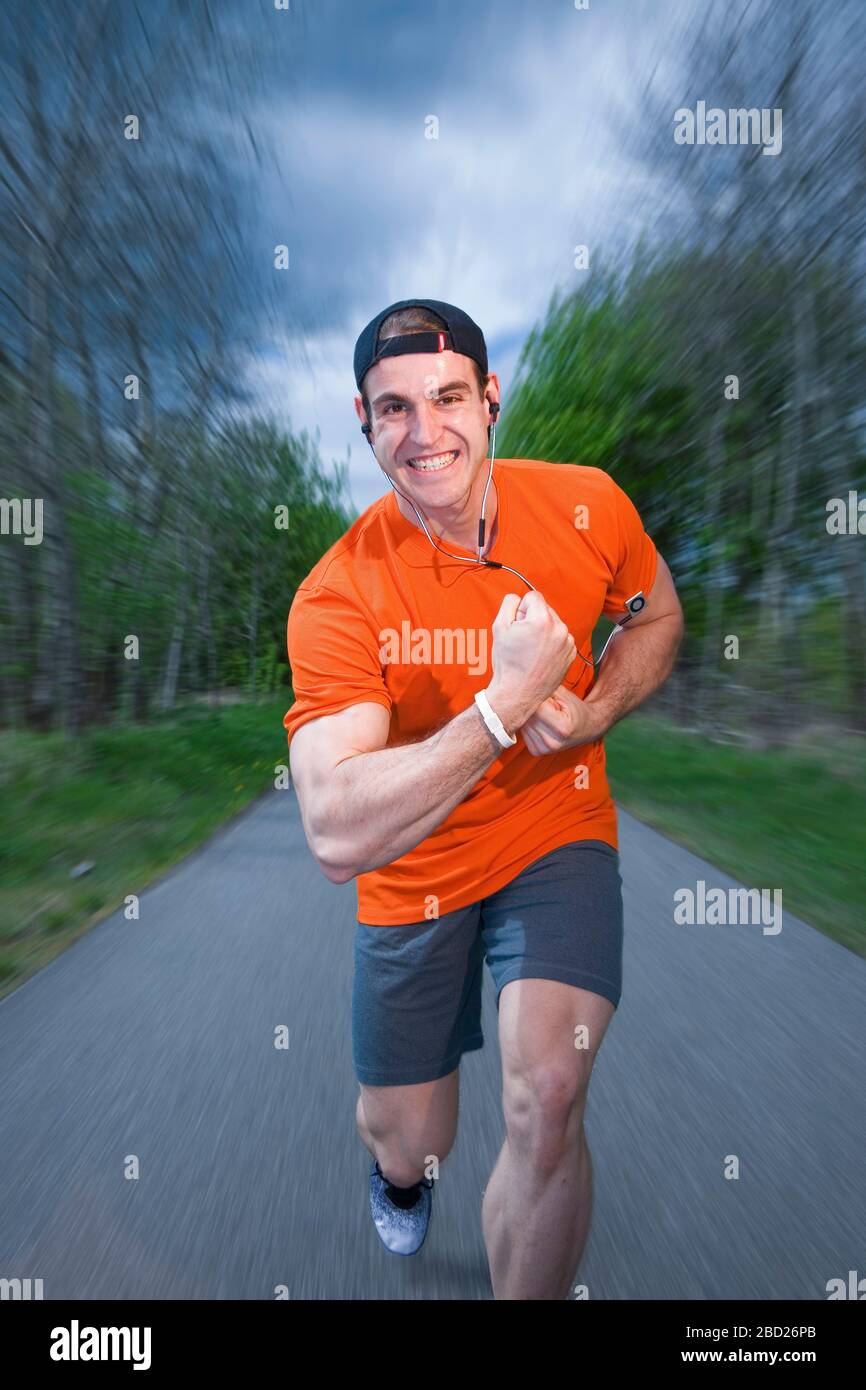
[377,420,607,673]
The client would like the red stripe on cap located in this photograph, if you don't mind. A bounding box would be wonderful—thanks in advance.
[437,332,445,351]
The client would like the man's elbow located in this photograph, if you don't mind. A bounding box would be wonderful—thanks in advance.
[320,857,357,886]
[294,779,358,883]
[311,834,357,885]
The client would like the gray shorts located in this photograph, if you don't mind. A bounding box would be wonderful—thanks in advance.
[352,839,623,1087]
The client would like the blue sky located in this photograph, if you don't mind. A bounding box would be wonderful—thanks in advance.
[244,0,671,511]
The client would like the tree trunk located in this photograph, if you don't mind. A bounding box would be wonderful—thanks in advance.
[24,246,86,734]
[159,592,188,712]
[698,409,727,727]
[248,550,259,699]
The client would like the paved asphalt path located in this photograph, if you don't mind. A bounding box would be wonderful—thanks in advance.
[1,788,863,1300]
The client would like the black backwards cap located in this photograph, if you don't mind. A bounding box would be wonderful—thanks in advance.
[353,298,488,392]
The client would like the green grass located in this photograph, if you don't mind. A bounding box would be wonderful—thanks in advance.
[0,700,290,997]
[605,714,865,957]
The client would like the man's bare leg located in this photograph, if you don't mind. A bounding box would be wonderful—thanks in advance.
[481,980,614,1299]
[356,1067,460,1188]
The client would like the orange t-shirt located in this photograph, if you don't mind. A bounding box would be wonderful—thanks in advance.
[283,458,657,924]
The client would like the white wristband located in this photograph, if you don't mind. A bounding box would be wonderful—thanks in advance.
[474,688,517,749]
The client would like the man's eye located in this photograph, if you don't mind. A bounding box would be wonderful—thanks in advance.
[381,395,460,416]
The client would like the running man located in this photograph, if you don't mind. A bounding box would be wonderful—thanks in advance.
[283,299,684,1300]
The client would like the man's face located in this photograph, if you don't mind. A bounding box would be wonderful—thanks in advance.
[355,349,499,512]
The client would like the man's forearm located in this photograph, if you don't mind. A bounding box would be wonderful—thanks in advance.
[321,698,510,880]
[582,614,684,739]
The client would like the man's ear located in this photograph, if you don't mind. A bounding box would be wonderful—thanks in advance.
[354,393,374,442]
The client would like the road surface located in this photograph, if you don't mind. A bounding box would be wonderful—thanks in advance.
[0,790,863,1299]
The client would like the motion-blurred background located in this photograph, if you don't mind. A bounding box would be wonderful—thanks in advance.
[1,0,864,991]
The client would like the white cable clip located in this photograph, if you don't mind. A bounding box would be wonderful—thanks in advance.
[619,590,647,623]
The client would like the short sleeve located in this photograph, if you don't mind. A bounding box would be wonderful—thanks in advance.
[283,583,392,747]
[601,475,658,621]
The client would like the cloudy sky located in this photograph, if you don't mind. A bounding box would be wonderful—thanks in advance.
[246,0,681,512]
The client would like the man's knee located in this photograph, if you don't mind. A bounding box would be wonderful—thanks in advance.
[497,980,613,1167]
[502,1061,591,1170]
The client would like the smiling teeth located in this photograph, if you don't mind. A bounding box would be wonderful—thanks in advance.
[408,450,457,471]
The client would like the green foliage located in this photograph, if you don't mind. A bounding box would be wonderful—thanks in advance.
[498,245,866,728]
[2,403,351,730]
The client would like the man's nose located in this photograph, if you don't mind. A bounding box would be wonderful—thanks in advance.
[408,397,443,447]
